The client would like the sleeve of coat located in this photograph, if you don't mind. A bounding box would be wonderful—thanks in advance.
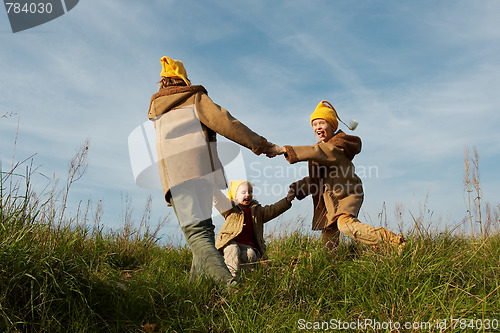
[195,93,268,155]
[290,177,312,200]
[212,188,233,215]
[258,198,292,223]
[283,142,349,166]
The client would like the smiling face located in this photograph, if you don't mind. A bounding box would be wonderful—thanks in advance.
[312,118,335,142]
[235,182,253,207]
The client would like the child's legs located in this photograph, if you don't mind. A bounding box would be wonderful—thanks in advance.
[321,223,340,251]
[222,242,258,278]
[336,214,399,245]
[238,243,258,264]
[222,242,240,277]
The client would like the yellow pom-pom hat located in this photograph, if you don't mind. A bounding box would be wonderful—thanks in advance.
[310,100,339,131]
[160,56,191,86]
[227,180,252,201]
[310,100,358,131]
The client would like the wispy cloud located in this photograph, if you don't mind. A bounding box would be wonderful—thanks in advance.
[1,0,499,236]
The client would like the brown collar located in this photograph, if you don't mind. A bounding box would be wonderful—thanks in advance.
[327,130,362,160]
[149,85,208,108]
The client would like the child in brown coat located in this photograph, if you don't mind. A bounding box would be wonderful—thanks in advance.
[268,100,405,254]
[215,180,295,278]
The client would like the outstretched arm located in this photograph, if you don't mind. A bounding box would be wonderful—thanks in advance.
[290,177,313,200]
[260,198,292,223]
[212,187,233,216]
[195,93,269,155]
[283,143,348,165]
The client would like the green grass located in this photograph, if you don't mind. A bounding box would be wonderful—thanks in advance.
[1,162,499,332]
[1,198,499,332]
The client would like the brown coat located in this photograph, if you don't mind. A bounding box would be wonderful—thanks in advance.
[148,85,268,201]
[215,198,292,257]
[285,131,363,230]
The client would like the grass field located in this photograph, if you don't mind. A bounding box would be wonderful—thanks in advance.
[1,146,499,332]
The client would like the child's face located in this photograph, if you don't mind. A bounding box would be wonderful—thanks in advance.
[312,118,335,142]
[235,182,253,207]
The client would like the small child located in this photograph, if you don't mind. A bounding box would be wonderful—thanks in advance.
[215,180,295,278]
[269,100,406,254]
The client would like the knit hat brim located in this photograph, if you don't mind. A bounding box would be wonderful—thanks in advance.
[227,180,251,201]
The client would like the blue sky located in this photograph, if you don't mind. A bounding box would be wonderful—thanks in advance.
[1,0,499,243]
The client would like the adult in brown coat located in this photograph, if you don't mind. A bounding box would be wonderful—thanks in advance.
[268,100,405,254]
[148,57,274,285]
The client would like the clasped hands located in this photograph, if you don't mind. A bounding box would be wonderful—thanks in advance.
[263,141,286,158]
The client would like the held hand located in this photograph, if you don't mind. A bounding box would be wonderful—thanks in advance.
[263,142,277,158]
[264,143,286,158]
[263,141,275,157]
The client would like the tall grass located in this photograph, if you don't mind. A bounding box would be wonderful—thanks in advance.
[0,144,499,332]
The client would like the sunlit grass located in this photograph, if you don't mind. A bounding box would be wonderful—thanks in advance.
[0,144,498,332]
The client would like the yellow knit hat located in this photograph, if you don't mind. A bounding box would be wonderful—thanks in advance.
[310,100,359,131]
[227,180,251,201]
[310,100,339,131]
[160,56,191,86]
